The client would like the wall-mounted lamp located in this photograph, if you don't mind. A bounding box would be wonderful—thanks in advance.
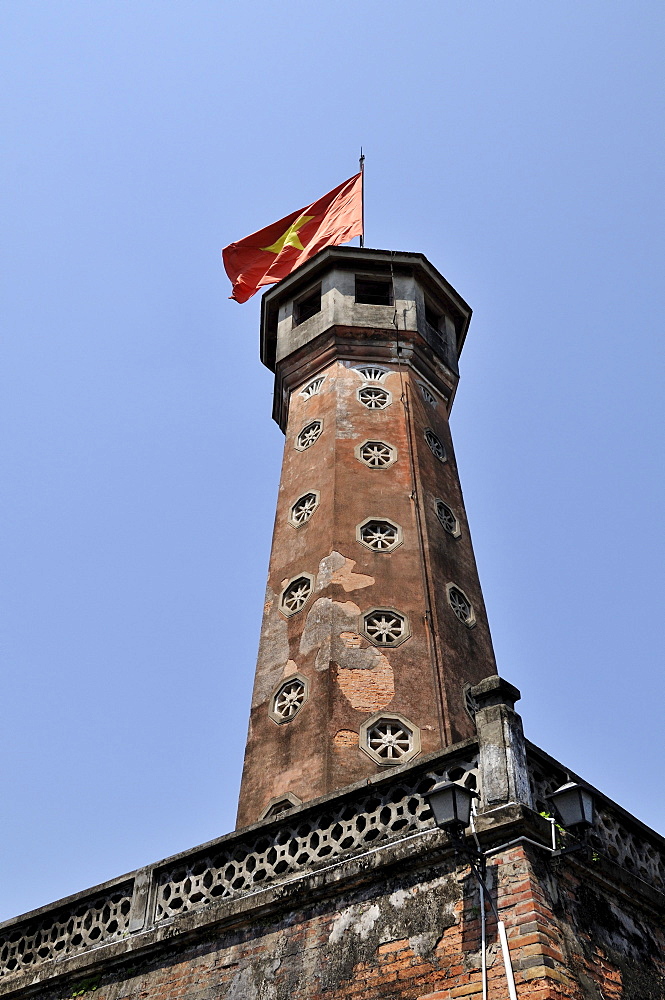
[548,781,595,830]
[424,780,478,838]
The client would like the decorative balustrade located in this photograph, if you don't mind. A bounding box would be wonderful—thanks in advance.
[1,741,663,989]
[0,744,479,983]
[0,884,133,979]
[527,742,665,892]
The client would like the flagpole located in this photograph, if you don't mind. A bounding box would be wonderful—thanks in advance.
[359,147,365,248]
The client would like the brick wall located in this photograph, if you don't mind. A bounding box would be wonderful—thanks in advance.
[27,841,665,1000]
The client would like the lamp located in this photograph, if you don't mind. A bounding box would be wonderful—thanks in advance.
[548,781,595,830]
[424,780,477,836]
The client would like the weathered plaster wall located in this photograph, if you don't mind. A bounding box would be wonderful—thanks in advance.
[29,844,665,1000]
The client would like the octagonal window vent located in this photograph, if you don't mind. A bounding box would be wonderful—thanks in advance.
[295,419,323,451]
[259,793,303,820]
[360,712,421,766]
[270,675,308,723]
[424,428,446,462]
[361,608,410,647]
[280,575,314,617]
[358,385,391,409]
[357,518,402,552]
[288,491,320,528]
[435,499,461,538]
[447,584,476,628]
[463,684,478,720]
[355,440,397,469]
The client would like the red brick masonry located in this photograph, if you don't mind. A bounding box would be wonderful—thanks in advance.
[25,838,664,1000]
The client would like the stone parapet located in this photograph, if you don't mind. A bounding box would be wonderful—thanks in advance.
[0,741,478,996]
[1,738,665,998]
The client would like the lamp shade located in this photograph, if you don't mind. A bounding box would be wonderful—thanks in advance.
[425,780,476,831]
[548,781,595,829]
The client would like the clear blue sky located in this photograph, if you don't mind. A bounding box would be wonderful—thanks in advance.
[1,1,663,921]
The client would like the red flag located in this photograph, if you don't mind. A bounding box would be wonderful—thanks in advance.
[222,173,363,303]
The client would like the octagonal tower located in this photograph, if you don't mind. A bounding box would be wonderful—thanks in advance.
[236,247,497,828]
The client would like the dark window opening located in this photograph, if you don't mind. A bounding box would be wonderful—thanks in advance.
[355,276,393,306]
[425,301,442,332]
[293,286,321,325]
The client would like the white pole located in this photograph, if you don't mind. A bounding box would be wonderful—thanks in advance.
[498,920,519,1000]
[479,879,488,1000]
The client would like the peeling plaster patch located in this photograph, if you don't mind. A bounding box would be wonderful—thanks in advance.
[252,586,290,708]
[333,729,358,748]
[299,597,333,667]
[316,551,345,589]
[283,659,299,677]
[336,653,394,711]
[318,551,374,593]
[388,888,410,908]
[383,882,458,958]
[226,966,260,1000]
[336,600,362,616]
[322,877,459,989]
[329,904,381,946]
[301,598,376,672]
[330,645,385,672]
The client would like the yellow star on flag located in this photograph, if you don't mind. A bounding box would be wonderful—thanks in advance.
[262,215,314,255]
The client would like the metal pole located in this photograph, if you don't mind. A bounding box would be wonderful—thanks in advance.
[359,147,365,248]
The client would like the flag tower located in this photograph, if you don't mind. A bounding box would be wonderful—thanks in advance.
[236,246,498,826]
[1,243,664,1000]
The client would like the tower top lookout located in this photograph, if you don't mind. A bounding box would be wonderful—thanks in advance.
[260,247,472,431]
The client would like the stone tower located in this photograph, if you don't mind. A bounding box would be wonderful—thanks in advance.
[237,247,498,828]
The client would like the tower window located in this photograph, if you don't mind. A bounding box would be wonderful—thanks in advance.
[280,575,314,617]
[288,491,320,527]
[293,286,321,326]
[360,712,421,765]
[362,608,410,647]
[435,499,461,538]
[357,518,402,552]
[353,365,388,383]
[300,376,325,399]
[355,276,393,306]
[446,584,476,628]
[424,428,446,463]
[463,684,478,720]
[270,675,308,723]
[259,792,303,820]
[417,382,437,407]
[295,419,323,451]
[425,301,442,332]
[355,440,397,469]
[357,385,391,409]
